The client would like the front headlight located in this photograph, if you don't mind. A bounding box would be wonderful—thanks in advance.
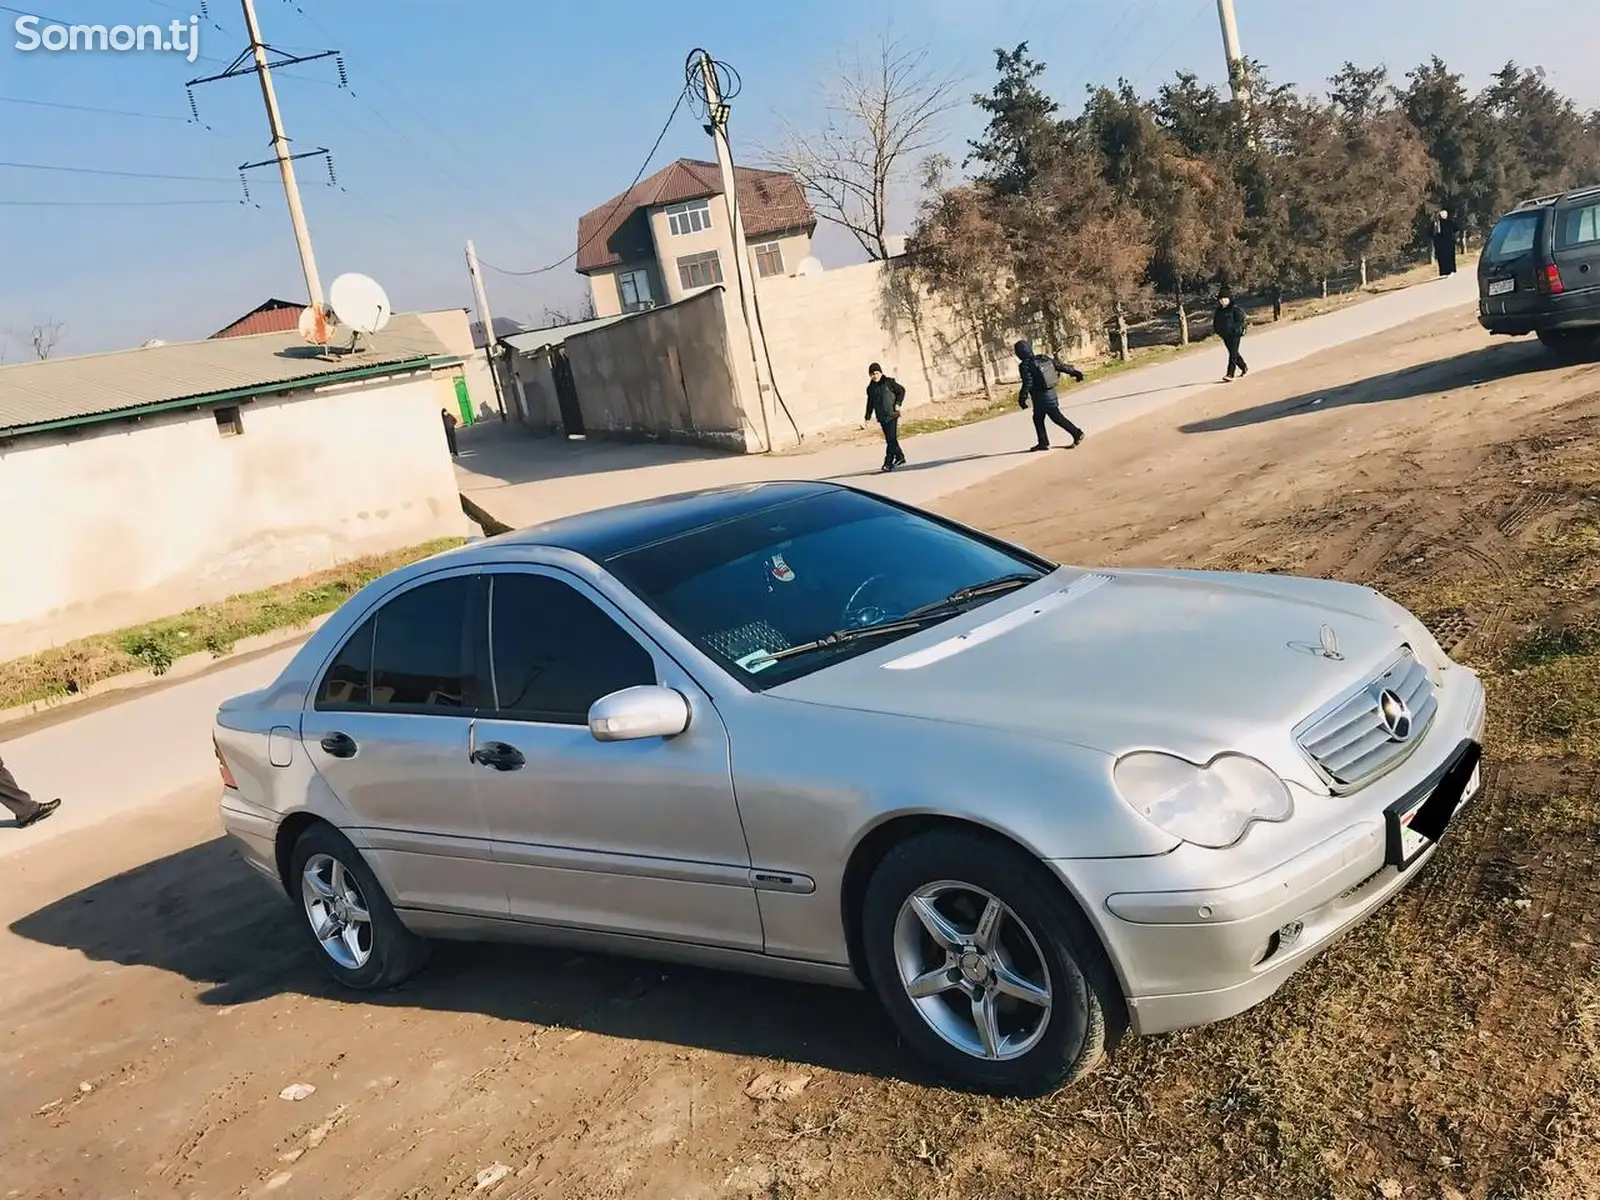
[1113,752,1293,849]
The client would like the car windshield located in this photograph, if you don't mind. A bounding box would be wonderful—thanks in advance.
[605,489,1053,688]
[1483,212,1541,264]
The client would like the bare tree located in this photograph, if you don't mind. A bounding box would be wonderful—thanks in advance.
[30,319,66,360]
[766,35,962,260]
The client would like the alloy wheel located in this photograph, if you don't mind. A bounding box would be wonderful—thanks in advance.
[300,852,374,970]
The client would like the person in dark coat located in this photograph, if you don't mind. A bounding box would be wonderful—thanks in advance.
[1,753,59,829]
[1432,208,1459,276]
[1212,287,1248,381]
[441,408,460,457]
[864,362,907,472]
[1014,340,1085,451]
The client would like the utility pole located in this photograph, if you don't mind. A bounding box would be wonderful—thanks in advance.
[697,49,776,452]
[465,239,508,420]
[239,0,321,311]
[1216,0,1249,106]
[187,3,346,315]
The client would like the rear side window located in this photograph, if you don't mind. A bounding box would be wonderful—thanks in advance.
[488,573,655,724]
[315,575,485,713]
[1483,212,1541,263]
[1556,203,1600,250]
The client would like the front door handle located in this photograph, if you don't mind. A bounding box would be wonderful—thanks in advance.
[319,731,358,758]
[470,741,525,772]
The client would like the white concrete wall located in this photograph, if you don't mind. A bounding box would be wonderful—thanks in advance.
[755,260,1021,439]
[0,370,470,658]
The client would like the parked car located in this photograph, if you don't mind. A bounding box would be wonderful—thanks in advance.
[215,481,1486,1096]
[1478,183,1600,352]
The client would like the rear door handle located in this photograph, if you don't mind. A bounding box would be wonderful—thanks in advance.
[319,731,358,758]
[470,741,525,772]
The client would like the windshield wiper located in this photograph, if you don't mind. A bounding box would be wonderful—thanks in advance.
[901,572,1043,620]
[758,615,947,664]
[757,573,1043,666]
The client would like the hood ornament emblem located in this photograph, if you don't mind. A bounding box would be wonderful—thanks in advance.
[1317,624,1344,661]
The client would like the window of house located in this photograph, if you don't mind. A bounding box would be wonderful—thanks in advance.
[677,250,724,291]
[617,268,654,312]
[315,575,486,712]
[752,241,785,278]
[1556,203,1600,250]
[488,573,655,724]
[214,405,244,437]
[664,199,713,236]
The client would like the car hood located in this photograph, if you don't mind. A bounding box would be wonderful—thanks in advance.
[772,567,1411,789]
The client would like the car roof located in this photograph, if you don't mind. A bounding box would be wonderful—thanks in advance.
[473,479,850,562]
[1512,183,1600,212]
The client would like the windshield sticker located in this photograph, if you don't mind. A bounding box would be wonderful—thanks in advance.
[735,650,779,673]
[769,553,795,583]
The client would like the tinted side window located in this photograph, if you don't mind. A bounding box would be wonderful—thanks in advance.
[369,575,483,712]
[490,574,655,724]
[1484,212,1540,263]
[315,616,375,709]
[1556,203,1600,250]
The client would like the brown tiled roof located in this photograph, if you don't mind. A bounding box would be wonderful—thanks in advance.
[210,298,306,339]
[575,158,815,274]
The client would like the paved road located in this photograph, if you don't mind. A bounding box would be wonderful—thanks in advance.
[0,273,1477,857]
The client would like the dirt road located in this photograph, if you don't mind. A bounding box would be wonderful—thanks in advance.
[4,308,1598,1200]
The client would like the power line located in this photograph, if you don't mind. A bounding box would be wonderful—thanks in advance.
[0,94,187,121]
[479,86,689,277]
[0,198,242,206]
[1130,0,1212,86]
[0,158,333,185]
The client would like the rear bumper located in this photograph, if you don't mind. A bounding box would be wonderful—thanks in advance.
[1055,668,1486,1036]
[219,790,283,887]
[1479,290,1600,334]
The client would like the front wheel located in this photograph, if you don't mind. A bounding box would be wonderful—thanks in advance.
[860,829,1125,1096]
[289,822,430,990]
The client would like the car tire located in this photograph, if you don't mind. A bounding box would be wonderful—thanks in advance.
[860,828,1125,1097]
[288,822,430,990]
[1536,328,1599,357]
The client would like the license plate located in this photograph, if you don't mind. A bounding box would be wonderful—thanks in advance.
[1398,762,1478,861]
[1488,278,1516,296]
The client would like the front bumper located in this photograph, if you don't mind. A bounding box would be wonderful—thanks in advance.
[1055,667,1486,1036]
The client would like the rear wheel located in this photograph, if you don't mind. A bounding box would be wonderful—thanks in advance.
[860,829,1124,1096]
[289,823,430,989]
[1536,328,1600,356]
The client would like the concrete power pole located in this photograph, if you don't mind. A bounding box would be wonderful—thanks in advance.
[464,239,508,420]
[696,49,777,451]
[1216,0,1250,106]
[238,0,324,313]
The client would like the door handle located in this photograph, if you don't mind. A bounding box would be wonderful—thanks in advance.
[319,731,358,758]
[470,741,525,771]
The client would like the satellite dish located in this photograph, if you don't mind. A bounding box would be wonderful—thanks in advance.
[328,273,393,336]
[796,256,823,276]
[297,303,333,346]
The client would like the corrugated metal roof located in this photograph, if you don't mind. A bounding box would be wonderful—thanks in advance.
[0,313,457,437]
[500,311,632,353]
[575,158,815,273]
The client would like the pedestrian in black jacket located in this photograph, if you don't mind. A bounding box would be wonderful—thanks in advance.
[864,362,907,472]
[1212,288,1248,381]
[1432,208,1459,276]
[1014,340,1085,451]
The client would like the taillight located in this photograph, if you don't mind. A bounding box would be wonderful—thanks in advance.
[214,735,239,789]
[1539,263,1565,295]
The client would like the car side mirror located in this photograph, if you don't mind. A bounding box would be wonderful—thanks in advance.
[588,685,691,742]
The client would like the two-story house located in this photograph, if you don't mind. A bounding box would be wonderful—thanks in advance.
[575,158,817,319]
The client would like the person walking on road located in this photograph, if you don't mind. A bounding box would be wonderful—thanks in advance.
[864,362,907,472]
[1213,287,1249,381]
[1,753,59,829]
[1432,208,1459,277]
[441,408,460,457]
[1014,340,1085,451]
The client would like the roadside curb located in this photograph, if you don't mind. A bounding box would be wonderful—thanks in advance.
[0,618,328,730]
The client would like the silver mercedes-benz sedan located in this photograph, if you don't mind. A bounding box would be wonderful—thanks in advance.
[215,480,1486,1095]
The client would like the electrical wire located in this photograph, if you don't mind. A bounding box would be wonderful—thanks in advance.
[0,159,333,185]
[0,95,187,121]
[1129,0,1212,86]
[479,86,689,276]
[0,198,242,206]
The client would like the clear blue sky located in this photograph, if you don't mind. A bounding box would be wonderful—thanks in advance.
[3,0,1595,355]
